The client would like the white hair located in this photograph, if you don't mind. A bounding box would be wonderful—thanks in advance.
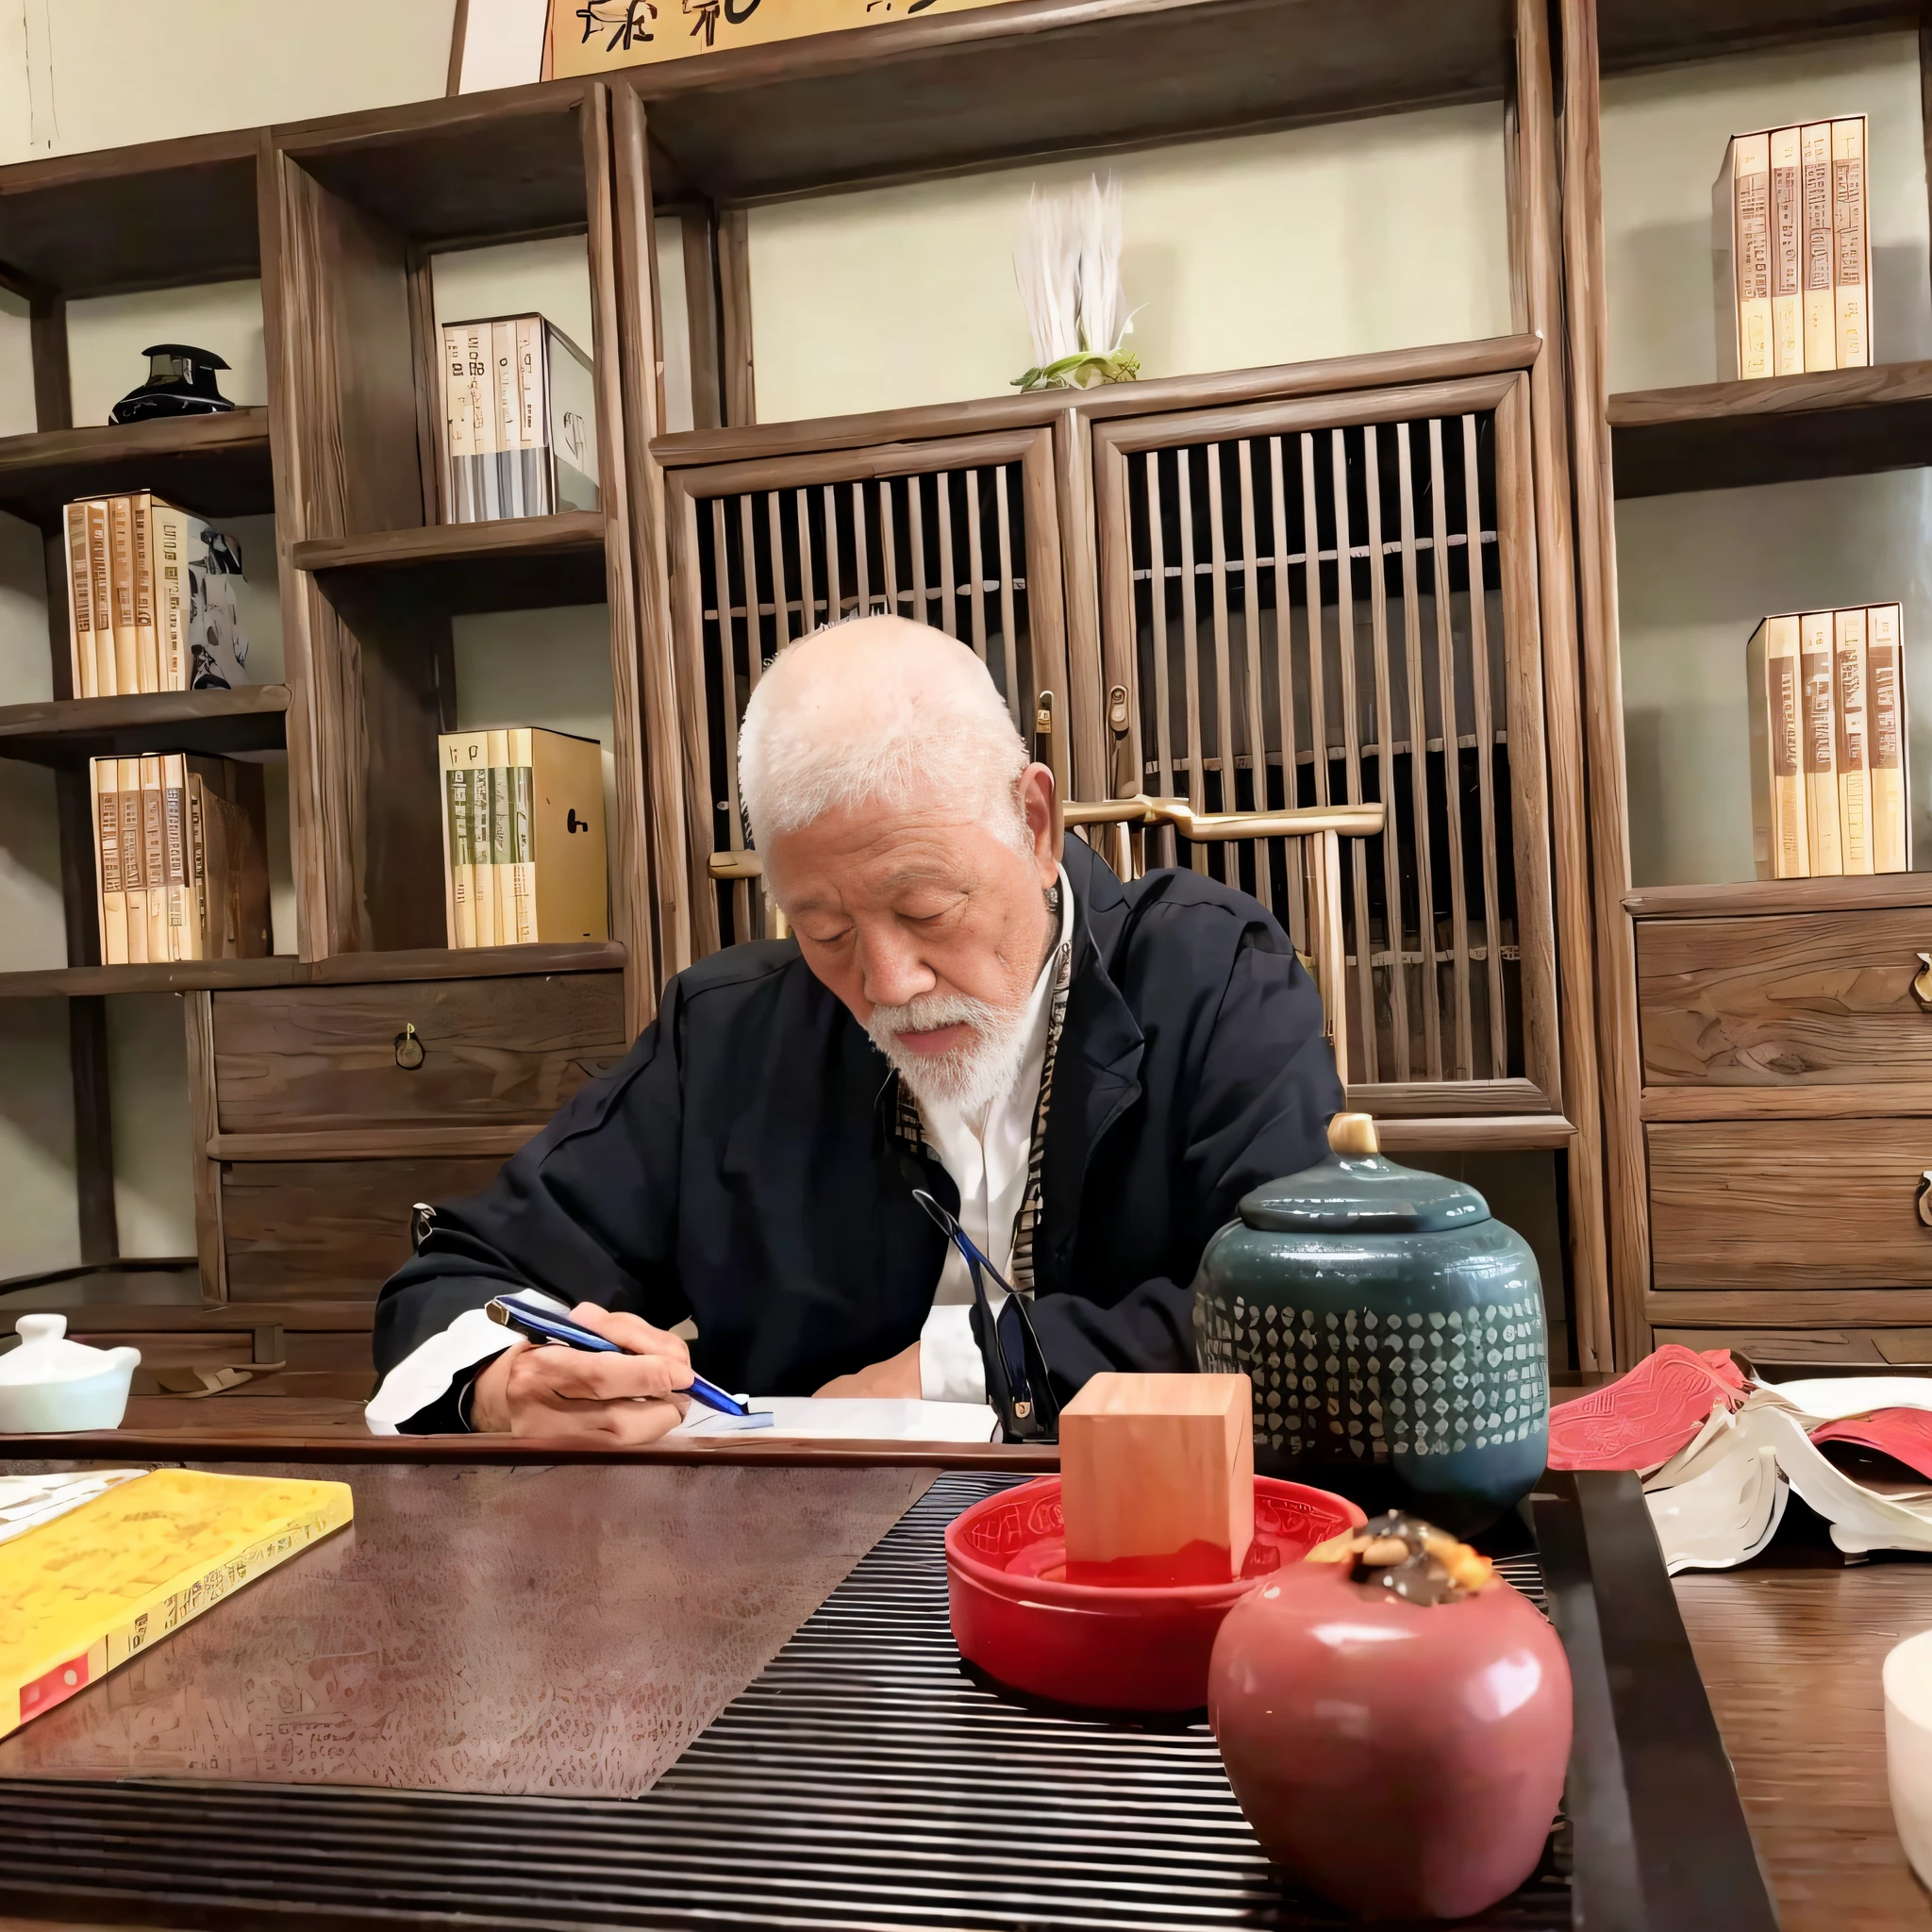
[737,615,1032,856]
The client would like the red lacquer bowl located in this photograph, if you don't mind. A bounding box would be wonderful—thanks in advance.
[945,1475,1364,1711]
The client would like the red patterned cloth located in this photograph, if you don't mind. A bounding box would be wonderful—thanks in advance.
[1809,1409,1932,1482]
[1546,1345,1749,1472]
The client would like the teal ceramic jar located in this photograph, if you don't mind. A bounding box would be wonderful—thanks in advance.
[1193,1114,1549,1529]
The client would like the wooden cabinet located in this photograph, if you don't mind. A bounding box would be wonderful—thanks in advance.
[212,974,626,1132]
[1634,883,1932,1361]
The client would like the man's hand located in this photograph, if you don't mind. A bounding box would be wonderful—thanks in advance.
[469,1302,692,1442]
[814,1340,922,1400]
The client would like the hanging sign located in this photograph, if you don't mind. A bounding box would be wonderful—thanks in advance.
[550,0,1010,75]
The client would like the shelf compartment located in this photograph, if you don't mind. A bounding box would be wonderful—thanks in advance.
[292,513,608,613]
[0,129,260,299]
[626,0,1515,204]
[1609,363,1932,498]
[0,410,275,533]
[0,686,290,768]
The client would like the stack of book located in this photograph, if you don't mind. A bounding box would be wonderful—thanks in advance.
[1746,604,1907,879]
[88,754,271,963]
[437,727,608,947]
[63,494,250,698]
[441,314,599,523]
[1715,116,1868,379]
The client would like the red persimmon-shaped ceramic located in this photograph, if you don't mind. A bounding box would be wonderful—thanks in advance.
[1208,1515,1572,1922]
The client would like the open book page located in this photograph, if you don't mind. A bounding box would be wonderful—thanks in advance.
[675,1398,1000,1442]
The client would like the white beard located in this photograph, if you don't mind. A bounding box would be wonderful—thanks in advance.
[866,990,1032,1118]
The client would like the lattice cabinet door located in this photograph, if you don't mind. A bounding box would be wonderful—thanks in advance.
[1090,370,1559,1117]
[665,427,1070,954]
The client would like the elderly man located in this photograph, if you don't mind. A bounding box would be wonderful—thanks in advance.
[368,615,1341,1439]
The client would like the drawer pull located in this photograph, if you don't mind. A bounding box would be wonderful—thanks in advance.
[1914,954,1932,1010]
[1919,1174,1932,1229]
[393,1023,425,1071]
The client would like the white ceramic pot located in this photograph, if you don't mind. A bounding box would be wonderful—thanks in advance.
[1885,1626,1932,1888]
[0,1314,141,1433]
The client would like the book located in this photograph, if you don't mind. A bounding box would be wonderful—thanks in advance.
[1801,121,1836,370]
[510,726,608,942]
[1833,115,1870,370]
[441,314,599,523]
[118,757,146,964]
[65,503,95,699]
[92,759,126,965]
[131,499,159,692]
[487,726,514,942]
[1800,609,1843,874]
[161,754,192,958]
[1869,602,1909,874]
[492,318,521,521]
[185,518,251,691]
[1834,606,1873,875]
[86,502,114,698]
[1747,614,1808,879]
[108,495,139,696]
[185,757,272,958]
[140,755,168,961]
[462,731,497,947]
[0,1468,352,1740]
[439,734,477,949]
[145,494,192,691]
[1770,124,1803,376]
[1715,131,1773,380]
[442,325,476,524]
[515,314,546,516]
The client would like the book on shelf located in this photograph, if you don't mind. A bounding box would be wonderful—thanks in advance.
[88,754,271,963]
[1747,614,1808,879]
[1834,606,1873,875]
[1870,602,1911,873]
[1748,604,1908,878]
[63,494,251,696]
[1718,114,1869,379]
[439,313,598,525]
[1770,125,1803,376]
[437,725,608,947]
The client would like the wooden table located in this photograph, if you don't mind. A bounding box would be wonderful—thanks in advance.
[5,1402,1925,1926]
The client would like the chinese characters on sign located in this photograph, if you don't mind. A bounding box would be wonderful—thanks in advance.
[552,0,1007,72]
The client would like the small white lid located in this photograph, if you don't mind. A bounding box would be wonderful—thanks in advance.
[0,1314,140,1387]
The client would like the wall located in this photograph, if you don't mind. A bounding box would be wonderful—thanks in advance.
[0,15,1515,1278]
[1603,33,1932,884]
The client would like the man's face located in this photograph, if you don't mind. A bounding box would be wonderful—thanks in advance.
[764,764,1060,1109]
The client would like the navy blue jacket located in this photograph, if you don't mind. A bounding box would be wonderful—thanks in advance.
[372,837,1341,1417]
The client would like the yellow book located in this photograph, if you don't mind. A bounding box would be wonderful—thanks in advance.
[488,725,515,943]
[1869,602,1909,874]
[1746,614,1808,879]
[1833,116,1870,370]
[92,758,127,965]
[86,501,115,698]
[1,1468,352,1740]
[1769,125,1804,376]
[108,495,140,695]
[1834,606,1873,875]
[1800,609,1843,875]
[119,755,147,964]
[1715,131,1773,380]
[1801,122,1836,371]
[141,753,169,963]
[65,502,96,699]
[517,726,609,943]
[438,731,477,948]
[131,494,159,692]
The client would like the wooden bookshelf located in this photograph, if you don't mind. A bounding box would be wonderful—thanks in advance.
[1608,362,1932,497]
[1622,874,1932,920]
[0,686,290,766]
[0,958,305,999]
[0,409,275,529]
[293,512,608,612]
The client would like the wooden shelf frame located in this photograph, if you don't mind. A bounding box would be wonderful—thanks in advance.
[0,409,275,532]
[0,685,291,767]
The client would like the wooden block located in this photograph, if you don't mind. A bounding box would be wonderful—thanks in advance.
[1059,1374,1253,1586]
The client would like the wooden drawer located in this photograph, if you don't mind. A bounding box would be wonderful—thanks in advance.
[1649,1118,1932,1291]
[221,1158,503,1302]
[1638,908,1932,1087]
[213,974,626,1132]
[1655,1327,1932,1365]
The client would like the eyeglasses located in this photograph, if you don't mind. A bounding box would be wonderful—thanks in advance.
[912,1189,1059,1444]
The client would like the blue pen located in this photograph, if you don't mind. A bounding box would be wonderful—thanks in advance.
[485,1298,756,1418]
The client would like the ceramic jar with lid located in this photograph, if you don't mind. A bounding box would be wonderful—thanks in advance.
[1193,1113,1548,1528]
[0,1314,140,1433]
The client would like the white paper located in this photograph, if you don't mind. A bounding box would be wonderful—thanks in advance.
[1757,1374,1932,1424]
[675,1397,1001,1443]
